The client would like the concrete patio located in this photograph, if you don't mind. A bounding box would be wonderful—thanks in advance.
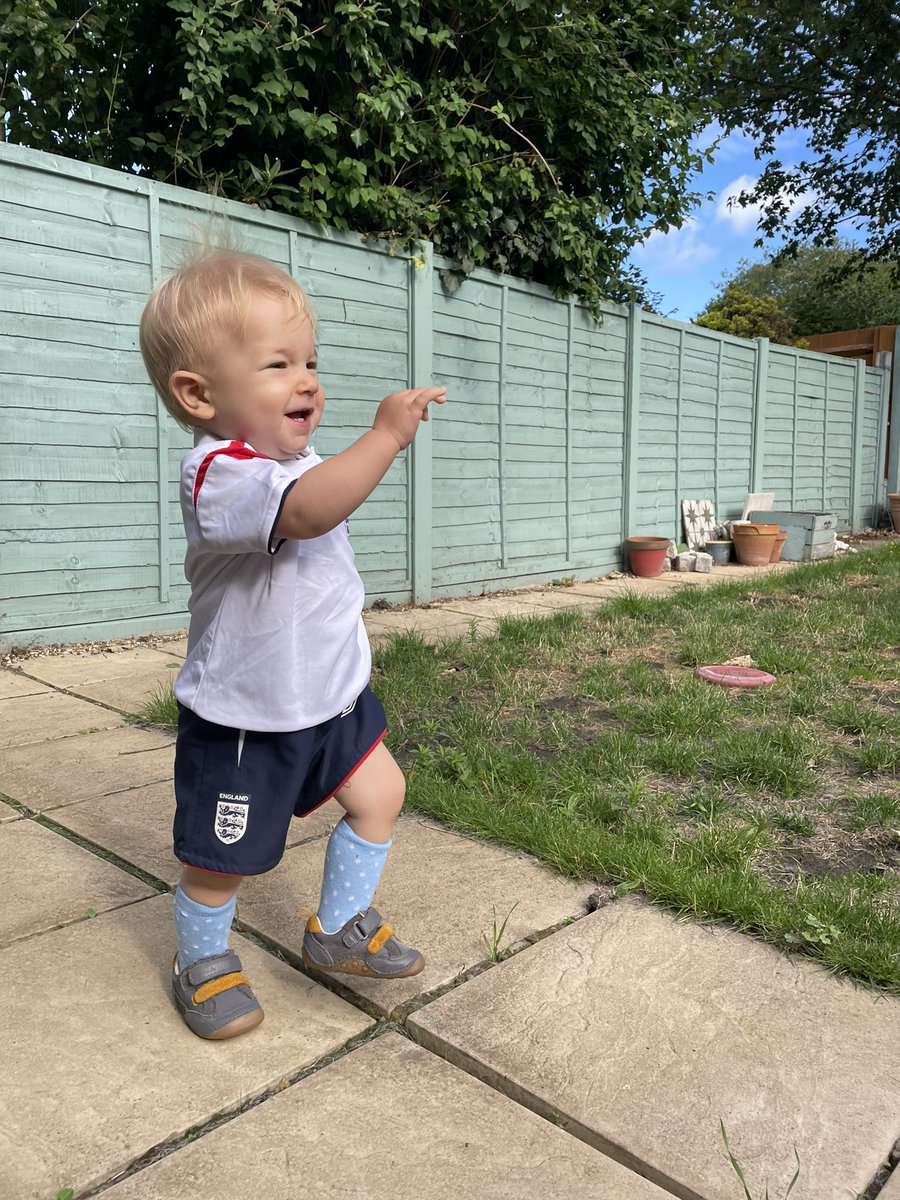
[1,563,898,1200]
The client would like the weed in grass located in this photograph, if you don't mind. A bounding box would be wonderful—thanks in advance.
[843,791,900,832]
[466,618,480,643]
[681,824,770,873]
[784,913,842,948]
[719,1119,800,1200]
[678,791,733,822]
[481,902,519,962]
[768,808,815,838]
[412,743,476,787]
[132,681,178,730]
[853,738,900,776]
[826,700,900,738]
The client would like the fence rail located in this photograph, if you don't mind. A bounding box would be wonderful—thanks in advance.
[0,142,893,646]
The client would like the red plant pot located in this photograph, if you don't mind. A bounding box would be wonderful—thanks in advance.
[626,536,670,578]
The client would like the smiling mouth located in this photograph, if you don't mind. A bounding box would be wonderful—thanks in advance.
[287,408,314,424]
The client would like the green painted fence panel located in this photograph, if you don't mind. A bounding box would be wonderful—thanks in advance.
[0,142,891,646]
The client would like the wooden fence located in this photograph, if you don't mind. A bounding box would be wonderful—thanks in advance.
[0,142,894,646]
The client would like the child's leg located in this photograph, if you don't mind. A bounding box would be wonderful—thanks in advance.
[172,866,263,1040]
[174,866,243,972]
[316,741,404,932]
[304,742,423,977]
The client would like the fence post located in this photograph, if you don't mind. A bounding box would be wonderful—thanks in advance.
[149,186,170,604]
[621,303,642,541]
[849,359,866,531]
[408,243,435,602]
[887,330,900,496]
[750,337,769,493]
[875,351,892,513]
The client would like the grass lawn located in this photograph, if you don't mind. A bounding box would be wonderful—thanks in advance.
[137,543,900,995]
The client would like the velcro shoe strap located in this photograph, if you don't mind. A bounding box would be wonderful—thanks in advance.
[193,971,250,1005]
[343,908,382,946]
[367,923,394,955]
[184,950,243,988]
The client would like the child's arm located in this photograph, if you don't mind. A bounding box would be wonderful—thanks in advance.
[275,385,446,540]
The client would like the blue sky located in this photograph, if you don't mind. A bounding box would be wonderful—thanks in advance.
[629,124,817,322]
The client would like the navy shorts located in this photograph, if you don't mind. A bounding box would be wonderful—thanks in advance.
[173,686,387,876]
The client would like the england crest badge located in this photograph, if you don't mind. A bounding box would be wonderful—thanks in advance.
[214,799,249,844]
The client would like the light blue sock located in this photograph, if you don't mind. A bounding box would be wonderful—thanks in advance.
[173,885,237,973]
[317,818,391,933]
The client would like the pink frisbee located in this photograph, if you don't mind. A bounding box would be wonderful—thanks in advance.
[696,665,776,688]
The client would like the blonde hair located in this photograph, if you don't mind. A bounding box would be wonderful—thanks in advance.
[139,249,317,428]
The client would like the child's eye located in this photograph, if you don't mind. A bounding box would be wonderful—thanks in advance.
[307,361,318,372]
[268,360,287,370]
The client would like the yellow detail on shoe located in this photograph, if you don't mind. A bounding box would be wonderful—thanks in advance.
[367,923,393,955]
[192,972,249,1005]
[307,914,324,934]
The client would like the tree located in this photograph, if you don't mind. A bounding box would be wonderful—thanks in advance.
[0,0,716,315]
[712,243,900,336]
[695,284,806,346]
[705,0,900,264]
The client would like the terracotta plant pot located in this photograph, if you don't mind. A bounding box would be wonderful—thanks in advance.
[888,493,900,531]
[769,531,788,563]
[731,524,778,566]
[626,536,669,578]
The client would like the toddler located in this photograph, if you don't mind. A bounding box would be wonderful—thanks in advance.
[139,249,445,1039]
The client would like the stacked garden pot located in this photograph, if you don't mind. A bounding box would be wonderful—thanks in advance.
[731,523,780,566]
[769,530,788,562]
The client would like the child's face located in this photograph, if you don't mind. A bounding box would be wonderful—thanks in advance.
[195,291,323,461]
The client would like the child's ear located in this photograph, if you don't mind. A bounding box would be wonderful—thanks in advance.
[170,371,215,424]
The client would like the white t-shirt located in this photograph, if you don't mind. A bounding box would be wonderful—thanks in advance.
[175,434,371,732]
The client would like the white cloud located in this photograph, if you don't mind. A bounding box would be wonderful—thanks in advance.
[632,217,719,275]
[694,123,757,164]
[716,174,816,234]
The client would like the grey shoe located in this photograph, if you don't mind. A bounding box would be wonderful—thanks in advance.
[172,950,264,1040]
[302,907,425,978]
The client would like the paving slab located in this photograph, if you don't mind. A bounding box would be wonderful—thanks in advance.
[0,817,153,946]
[238,815,594,1018]
[101,1031,672,1200]
[0,668,53,699]
[409,898,900,1200]
[1,893,373,1200]
[1,690,122,748]
[434,594,573,620]
[522,587,608,610]
[14,646,184,689]
[0,723,174,812]
[154,634,188,658]
[55,784,344,887]
[364,606,493,645]
[880,1166,900,1200]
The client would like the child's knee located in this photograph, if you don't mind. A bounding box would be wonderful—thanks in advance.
[387,767,406,819]
[180,865,243,906]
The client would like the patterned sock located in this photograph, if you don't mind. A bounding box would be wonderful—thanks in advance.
[316,818,391,933]
[173,885,237,973]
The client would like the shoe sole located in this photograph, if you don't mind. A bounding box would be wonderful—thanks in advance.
[202,1006,266,1040]
[301,950,425,979]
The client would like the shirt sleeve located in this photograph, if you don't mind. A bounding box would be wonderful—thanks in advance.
[187,443,296,555]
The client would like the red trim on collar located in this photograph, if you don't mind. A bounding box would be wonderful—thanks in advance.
[193,442,268,509]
